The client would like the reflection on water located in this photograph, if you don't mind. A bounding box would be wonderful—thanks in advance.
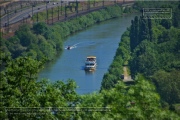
[85,70,96,75]
[38,14,139,94]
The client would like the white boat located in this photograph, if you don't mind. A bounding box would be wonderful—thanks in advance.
[67,46,73,50]
[84,56,97,71]
[66,45,76,50]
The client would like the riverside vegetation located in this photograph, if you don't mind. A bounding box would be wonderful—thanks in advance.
[1,1,180,119]
[0,5,123,62]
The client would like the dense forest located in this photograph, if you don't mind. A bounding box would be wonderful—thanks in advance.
[130,1,180,106]
[101,0,180,116]
[1,1,180,119]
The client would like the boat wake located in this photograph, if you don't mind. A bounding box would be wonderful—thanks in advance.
[65,41,95,50]
[65,45,76,50]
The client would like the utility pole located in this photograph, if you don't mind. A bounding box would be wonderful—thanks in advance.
[103,0,104,7]
[82,2,83,11]
[52,7,53,24]
[58,6,60,20]
[114,0,116,4]
[61,0,62,15]
[76,0,78,17]
[10,2,12,12]
[65,4,67,20]
[7,9,9,32]
[21,2,22,12]
[23,17,24,23]
[46,3,48,24]
[87,1,88,10]
[32,4,34,16]
[87,0,90,11]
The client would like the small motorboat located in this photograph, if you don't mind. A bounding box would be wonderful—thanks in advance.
[66,45,75,50]
[67,46,72,50]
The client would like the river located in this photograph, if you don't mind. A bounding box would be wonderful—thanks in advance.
[38,13,138,94]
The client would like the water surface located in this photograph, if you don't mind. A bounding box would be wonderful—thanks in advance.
[38,14,138,94]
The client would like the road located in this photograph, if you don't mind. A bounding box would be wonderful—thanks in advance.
[0,1,134,28]
[0,1,67,27]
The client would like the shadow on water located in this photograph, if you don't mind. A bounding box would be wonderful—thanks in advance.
[80,66,95,75]
[85,70,95,75]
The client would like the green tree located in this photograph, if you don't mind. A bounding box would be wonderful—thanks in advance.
[15,25,34,47]
[139,17,150,42]
[101,73,118,90]
[173,3,180,28]
[0,57,44,119]
[0,57,80,119]
[76,92,104,119]
[101,75,180,119]
[130,16,139,51]
[161,19,172,29]
[33,22,48,35]
[152,70,180,104]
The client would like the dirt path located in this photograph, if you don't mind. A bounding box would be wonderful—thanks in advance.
[123,66,133,82]
[123,66,128,80]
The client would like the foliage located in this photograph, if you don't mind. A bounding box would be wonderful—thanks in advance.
[33,22,48,35]
[152,70,180,104]
[129,1,180,107]
[1,57,179,119]
[1,23,62,61]
[78,75,180,119]
[0,57,80,119]
[101,29,131,90]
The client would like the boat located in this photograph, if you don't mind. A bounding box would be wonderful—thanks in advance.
[84,56,97,71]
[66,45,75,50]
[67,46,72,50]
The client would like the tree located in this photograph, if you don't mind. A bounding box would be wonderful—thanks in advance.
[76,92,104,120]
[130,16,139,51]
[152,70,180,104]
[15,25,38,47]
[101,73,117,90]
[38,37,56,60]
[160,19,172,29]
[101,74,179,119]
[139,17,150,42]
[101,75,179,119]
[0,57,44,119]
[0,57,80,119]
[33,22,48,35]
[173,3,180,28]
